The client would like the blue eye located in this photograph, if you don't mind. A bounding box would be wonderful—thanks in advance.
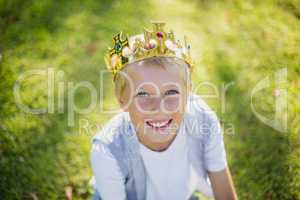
[136,91,149,97]
[165,89,179,95]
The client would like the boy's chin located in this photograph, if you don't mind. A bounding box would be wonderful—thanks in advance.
[144,129,177,143]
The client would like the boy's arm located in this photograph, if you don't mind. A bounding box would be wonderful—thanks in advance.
[199,107,238,199]
[90,140,127,200]
[208,167,238,200]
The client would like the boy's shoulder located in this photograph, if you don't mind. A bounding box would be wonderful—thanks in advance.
[92,112,132,145]
[185,93,219,122]
[184,93,221,137]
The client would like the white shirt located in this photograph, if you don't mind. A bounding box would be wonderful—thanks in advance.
[140,124,193,200]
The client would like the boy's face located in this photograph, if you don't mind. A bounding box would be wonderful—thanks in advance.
[118,61,189,146]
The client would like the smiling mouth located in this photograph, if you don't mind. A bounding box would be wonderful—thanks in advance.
[146,119,173,130]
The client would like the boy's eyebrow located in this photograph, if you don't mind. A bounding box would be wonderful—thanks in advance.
[163,84,181,90]
[135,87,151,94]
[136,85,180,91]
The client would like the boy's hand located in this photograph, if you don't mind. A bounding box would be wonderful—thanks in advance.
[208,167,238,200]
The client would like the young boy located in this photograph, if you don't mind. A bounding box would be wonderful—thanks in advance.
[90,22,238,200]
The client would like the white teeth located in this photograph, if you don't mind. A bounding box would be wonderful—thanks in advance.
[148,120,170,128]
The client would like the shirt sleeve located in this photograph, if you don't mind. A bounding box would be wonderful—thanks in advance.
[203,112,228,172]
[90,139,127,200]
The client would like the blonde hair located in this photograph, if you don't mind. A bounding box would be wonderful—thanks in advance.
[114,56,192,98]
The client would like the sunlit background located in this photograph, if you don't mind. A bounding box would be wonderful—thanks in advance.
[1,0,299,199]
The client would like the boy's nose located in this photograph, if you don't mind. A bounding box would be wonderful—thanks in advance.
[148,97,162,111]
[135,96,162,113]
[135,95,181,113]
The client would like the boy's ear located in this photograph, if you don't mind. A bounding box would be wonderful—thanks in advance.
[116,95,129,112]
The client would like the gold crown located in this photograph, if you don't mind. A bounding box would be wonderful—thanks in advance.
[104,21,194,81]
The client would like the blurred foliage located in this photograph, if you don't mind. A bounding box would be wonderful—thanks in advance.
[0,0,299,199]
